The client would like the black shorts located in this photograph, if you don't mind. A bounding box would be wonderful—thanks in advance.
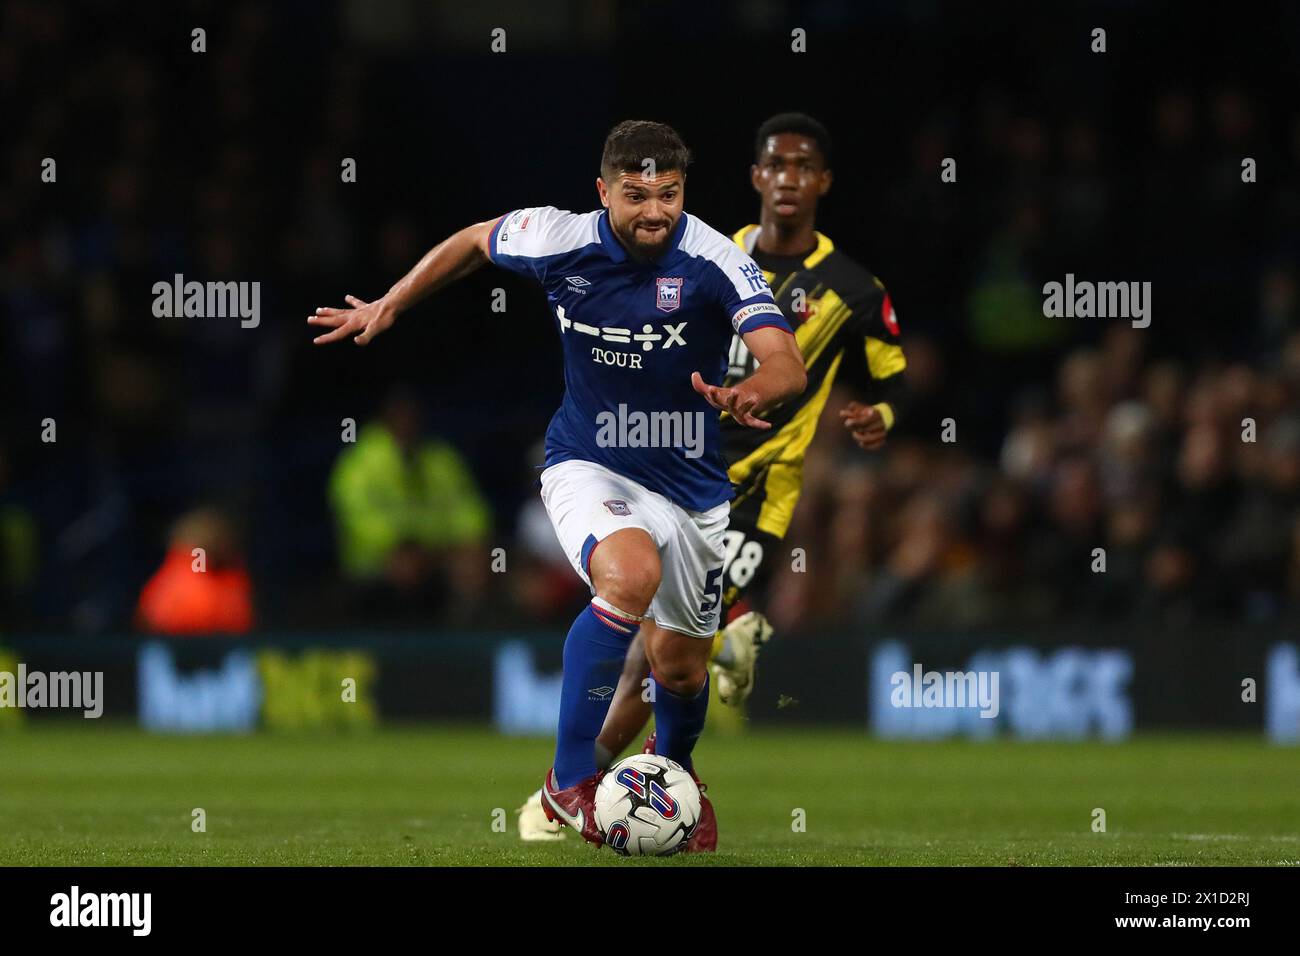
[720,470,790,618]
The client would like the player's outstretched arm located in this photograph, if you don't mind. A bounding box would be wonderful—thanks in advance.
[307,216,502,346]
[691,327,806,430]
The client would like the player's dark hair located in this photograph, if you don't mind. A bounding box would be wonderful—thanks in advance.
[600,120,691,179]
[755,112,833,168]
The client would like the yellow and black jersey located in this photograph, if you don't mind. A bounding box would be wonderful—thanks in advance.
[722,225,907,539]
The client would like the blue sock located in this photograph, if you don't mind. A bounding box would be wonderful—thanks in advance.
[553,602,637,788]
[652,672,708,773]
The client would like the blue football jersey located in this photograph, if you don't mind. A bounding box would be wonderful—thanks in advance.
[489,206,791,511]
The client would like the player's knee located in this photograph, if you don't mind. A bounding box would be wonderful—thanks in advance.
[594,553,660,614]
[653,660,708,697]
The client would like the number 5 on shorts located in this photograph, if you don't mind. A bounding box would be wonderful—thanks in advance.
[700,566,723,615]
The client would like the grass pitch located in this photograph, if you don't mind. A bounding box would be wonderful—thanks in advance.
[1,725,1296,866]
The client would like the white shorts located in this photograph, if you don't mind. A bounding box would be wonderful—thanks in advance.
[539,459,729,638]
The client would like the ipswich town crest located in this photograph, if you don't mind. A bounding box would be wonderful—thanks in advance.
[656,277,683,313]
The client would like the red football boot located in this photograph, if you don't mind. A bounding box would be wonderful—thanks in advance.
[683,773,717,853]
[540,768,605,846]
[641,732,717,853]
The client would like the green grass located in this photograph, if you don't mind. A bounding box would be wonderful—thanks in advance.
[1,725,1297,865]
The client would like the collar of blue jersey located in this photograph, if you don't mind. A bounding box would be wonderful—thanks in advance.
[597,209,688,265]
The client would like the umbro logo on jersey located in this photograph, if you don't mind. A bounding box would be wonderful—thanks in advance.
[565,276,591,294]
[587,685,616,700]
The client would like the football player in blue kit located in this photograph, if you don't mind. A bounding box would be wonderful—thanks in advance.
[309,120,806,850]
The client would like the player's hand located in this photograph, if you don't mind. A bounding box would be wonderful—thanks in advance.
[691,371,771,430]
[307,295,397,346]
[840,401,888,450]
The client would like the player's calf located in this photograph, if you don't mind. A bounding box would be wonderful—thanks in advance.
[595,632,654,766]
[551,528,660,790]
[649,658,709,697]
[645,625,713,771]
[645,623,711,695]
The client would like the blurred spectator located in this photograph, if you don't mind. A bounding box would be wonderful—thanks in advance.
[328,388,491,623]
[136,507,253,635]
[1217,417,1300,618]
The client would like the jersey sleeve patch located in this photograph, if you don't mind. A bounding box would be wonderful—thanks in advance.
[731,300,791,335]
[490,208,538,261]
[490,207,597,281]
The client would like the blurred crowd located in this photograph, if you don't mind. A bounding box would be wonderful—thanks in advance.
[1,1,1297,635]
[767,327,1300,634]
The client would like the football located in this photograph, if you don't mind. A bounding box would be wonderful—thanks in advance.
[594,753,702,856]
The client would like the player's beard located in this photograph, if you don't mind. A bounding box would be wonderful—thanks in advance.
[616,216,675,260]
